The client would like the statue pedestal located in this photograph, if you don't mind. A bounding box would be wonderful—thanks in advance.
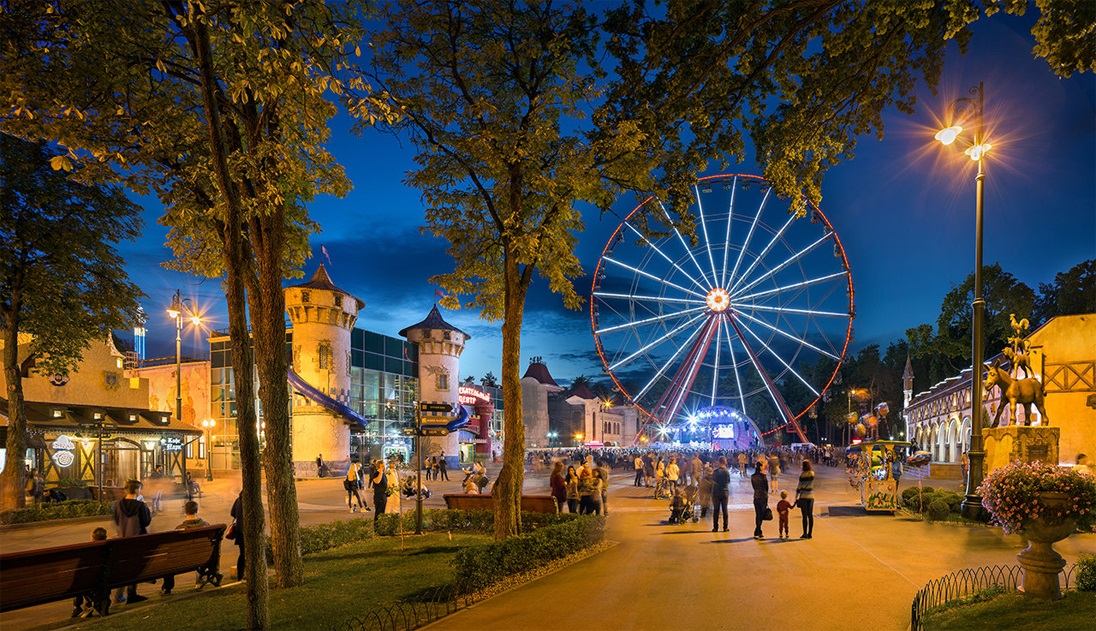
[982,426,1060,472]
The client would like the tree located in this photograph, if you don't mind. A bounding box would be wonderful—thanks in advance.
[1033,259,1095,324]
[366,0,644,540]
[0,133,143,510]
[2,1,394,623]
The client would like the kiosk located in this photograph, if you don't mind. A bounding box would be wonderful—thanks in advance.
[849,440,911,513]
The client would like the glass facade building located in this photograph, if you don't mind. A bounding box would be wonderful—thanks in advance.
[207,327,421,469]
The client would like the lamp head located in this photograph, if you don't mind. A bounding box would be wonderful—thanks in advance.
[935,125,962,145]
[190,314,202,326]
[964,143,991,161]
[166,307,180,320]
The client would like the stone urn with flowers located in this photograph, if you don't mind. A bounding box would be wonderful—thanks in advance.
[978,460,1096,599]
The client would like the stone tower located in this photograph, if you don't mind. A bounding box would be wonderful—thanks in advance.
[399,305,468,468]
[902,355,915,410]
[284,264,364,476]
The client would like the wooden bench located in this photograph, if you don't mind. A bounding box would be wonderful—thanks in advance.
[0,524,226,615]
[443,494,558,513]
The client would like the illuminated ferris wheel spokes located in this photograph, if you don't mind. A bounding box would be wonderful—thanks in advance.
[590,174,854,443]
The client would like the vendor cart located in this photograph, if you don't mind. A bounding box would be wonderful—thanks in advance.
[850,440,911,513]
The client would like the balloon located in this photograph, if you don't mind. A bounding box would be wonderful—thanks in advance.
[846,412,859,425]
[855,423,867,438]
[866,414,879,428]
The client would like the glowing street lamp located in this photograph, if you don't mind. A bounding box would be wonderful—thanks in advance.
[935,82,990,520]
[167,290,202,426]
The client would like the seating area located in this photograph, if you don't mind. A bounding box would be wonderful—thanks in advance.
[0,524,226,616]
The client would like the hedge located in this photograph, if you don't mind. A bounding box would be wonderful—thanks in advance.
[0,499,113,525]
[452,515,606,593]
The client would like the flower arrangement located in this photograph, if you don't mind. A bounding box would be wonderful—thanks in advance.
[978,460,1096,535]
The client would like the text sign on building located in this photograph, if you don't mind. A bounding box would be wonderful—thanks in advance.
[50,435,76,468]
[161,436,183,452]
[458,385,492,406]
[420,426,450,436]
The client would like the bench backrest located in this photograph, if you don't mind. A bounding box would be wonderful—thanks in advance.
[0,524,225,612]
[442,494,558,513]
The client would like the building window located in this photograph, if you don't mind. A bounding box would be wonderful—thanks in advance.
[198,437,206,460]
[319,341,331,370]
[186,440,194,459]
[301,290,311,303]
[334,294,342,308]
[443,331,451,341]
[437,373,449,391]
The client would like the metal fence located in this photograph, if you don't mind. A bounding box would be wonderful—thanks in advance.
[910,564,1079,630]
[333,585,476,631]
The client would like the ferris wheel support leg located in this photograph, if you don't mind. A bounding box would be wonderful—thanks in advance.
[727,317,809,444]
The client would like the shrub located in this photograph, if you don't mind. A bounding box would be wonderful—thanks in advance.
[926,498,951,522]
[452,516,605,593]
[0,499,113,524]
[298,518,378,555]
[1076,554,1096,592]
[939,490,964,515]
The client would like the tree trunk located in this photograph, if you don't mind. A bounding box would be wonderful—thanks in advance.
[493,253,528,540]
[225,231,270,630]
[1,313,28,512]
[249,214,304,588]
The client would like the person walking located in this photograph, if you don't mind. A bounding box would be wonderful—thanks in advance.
[796,460,815,539]
[565,465,580,513]
[438,453,450,481]
[633,454,644,487]
[370,460,388,525]
[229,490,246,581]
[751,461,768,539]
[597,459,611,516]
[711,457,731,532]
[549,461,567,512]
[345,459,367,512]
[113,480,152,604]
[768,453,781,494]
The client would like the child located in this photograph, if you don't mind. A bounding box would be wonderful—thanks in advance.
[161,501,211,594]
[776,490,794,539]
[668,488,687,524]
[72,528,109,618]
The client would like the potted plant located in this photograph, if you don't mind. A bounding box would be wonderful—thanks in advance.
[978,460,1096,599]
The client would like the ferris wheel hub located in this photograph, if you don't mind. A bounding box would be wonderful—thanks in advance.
[705,287,730,312]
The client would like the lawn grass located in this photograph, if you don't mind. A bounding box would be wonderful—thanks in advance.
[60,531,491,631]
[922,590,1096,630]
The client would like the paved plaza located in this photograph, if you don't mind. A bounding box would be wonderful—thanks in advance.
[2,464,1093,630]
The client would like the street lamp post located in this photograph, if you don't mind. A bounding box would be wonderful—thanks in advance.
[936,82,991,520]
[201,419,216,481]
[167,290,202,424]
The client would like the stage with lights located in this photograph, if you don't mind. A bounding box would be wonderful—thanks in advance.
[691,407,760,451]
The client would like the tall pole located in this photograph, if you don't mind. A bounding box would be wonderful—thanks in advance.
[959,83,987,520]
[414,406,423,535]
[171,289,183,424]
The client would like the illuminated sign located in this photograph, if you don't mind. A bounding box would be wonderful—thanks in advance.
[712,425,736,439]
[458,385,491,406]
[50,435,76,468]
[161,436,183,452]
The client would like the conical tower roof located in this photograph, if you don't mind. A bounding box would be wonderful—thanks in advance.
[902,355,914,380]
[522,360,558,387]
[398,304,469,339]
[288,264,364,310]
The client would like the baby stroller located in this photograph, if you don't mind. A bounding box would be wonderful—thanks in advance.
[681,483,700,523]
[668,491,692,524]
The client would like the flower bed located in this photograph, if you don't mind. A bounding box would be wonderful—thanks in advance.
[0,499,113,525]
[977,460,1096,534]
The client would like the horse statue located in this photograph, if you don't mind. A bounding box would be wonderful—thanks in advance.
[1001,346,1033,378]
[984,359,1049,428]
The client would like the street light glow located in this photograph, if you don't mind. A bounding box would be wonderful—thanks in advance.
[934,125,962,145]
[964,143,992,161]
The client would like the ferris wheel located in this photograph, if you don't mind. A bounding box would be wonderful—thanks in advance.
[590,174,854,443]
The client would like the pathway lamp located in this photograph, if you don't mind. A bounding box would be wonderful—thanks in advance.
[935,82,991,520]
[201,419,215,481]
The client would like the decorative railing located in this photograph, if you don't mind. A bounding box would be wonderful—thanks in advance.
[333,585,474,631]
[910,564,1078,630]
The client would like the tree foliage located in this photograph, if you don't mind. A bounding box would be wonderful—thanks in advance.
[0,133,143,510]
[2,0,396,622]
[1032,259,1095,324]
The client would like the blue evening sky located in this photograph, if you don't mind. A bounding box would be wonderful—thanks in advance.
[127,13,1095,385]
